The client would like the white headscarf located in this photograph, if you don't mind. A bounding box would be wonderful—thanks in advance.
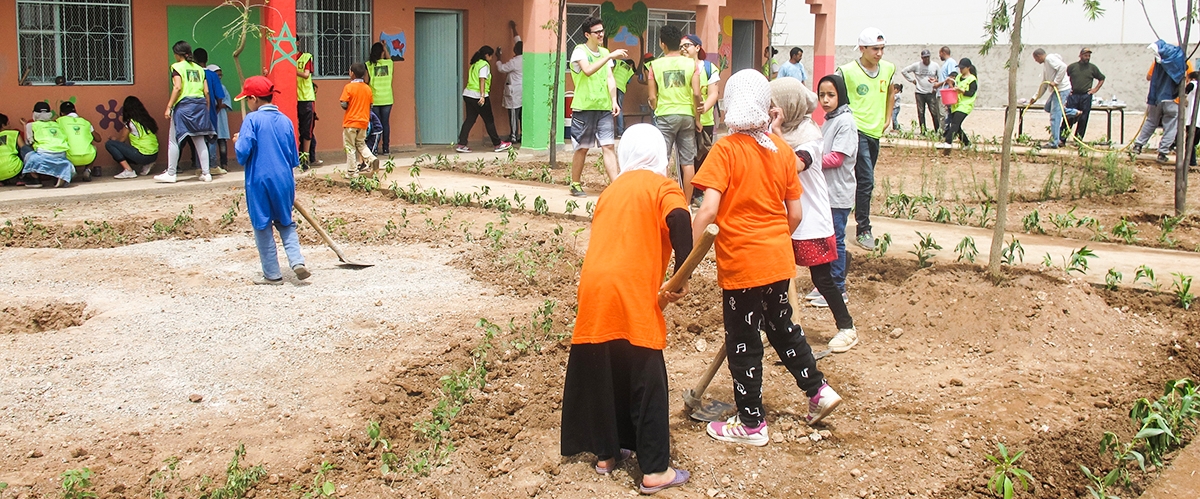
[723,69,777,151]
[770,77,823,148]
[617,123,669,177]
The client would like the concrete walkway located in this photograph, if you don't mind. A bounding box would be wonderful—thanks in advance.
[5,147,1200,287]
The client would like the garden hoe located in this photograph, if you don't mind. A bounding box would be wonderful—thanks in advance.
[293,200,374,269]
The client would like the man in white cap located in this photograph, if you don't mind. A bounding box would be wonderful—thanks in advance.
[900,49,941,133]
[836,27,895,252]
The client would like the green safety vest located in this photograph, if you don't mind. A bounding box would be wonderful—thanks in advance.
[296,53,315,102]
[30,120,69,153]
[651,55,695,117]
[56,115,96,165]
[465,59,492,95]
[571,45,613,111]
[699,61,715,127]
[612,60,633,94]
[0,130,21,180]
[172,60,206,105]
[952,74,978,115]
[367,59,394,106]
[839,59,897,139]
[129,120,159,156]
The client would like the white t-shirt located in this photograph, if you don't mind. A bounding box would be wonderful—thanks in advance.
[570,45,613,75]
[791,140,835,241]
[462,64,493,99]
[1043,54,1071,93]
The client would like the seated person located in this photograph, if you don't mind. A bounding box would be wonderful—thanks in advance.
[105,96,161,178]
[56,101,101,181]
[21,102,74,188]
[0,113,24,184]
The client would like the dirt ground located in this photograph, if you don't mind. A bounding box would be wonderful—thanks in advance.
[0,168,1198,499]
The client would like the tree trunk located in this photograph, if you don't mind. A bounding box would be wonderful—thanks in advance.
[549,0,567,167]
[1173,0,1194,216]
[988,0,1025,279]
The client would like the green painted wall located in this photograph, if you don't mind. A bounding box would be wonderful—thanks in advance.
[166,6,262,111]
[521,52,566,151]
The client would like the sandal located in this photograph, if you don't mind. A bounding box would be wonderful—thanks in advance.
[594,448,633,475]
[639,468,690,495]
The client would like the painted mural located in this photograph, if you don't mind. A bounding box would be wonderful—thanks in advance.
[381,32,407,61]
[600,2,648,63]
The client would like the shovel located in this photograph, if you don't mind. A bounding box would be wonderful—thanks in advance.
[293,200,374,269]
[683,343,834,422]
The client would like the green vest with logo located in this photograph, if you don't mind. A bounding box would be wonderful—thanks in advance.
[296,53,315,102]
[651,56,695,117]
[466,59,492,95]
[56,115,96,165]
[839,59,897,139]
[571,45,612,111]
[612,60,633,94]
[172,61,206,105]
[129,120,159,156]
[0,130,21,180]
[367,59,394,106]
[699,62,715,127]
[952,74,978,115]
[30,121,69,153]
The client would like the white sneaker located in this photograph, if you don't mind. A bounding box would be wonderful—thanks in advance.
[114,170,138,179]
[211,166,228,175]
[806,383,842,425]
[154,172,177,183]
[706,415,769,446]
[810,292,849,308]
[199,174,212,183]
[829,328,859,353]
[804,288,822,301]
[139,163,155,176]
[455,145,471,153]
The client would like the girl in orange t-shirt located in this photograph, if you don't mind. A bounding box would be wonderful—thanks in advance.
[691,70,842,447]
[561,123,692,494]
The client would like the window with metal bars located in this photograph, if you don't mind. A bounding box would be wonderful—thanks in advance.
[16,0,133,85]
[565,4,600,59]
[296,0,373,79]
[647,9,696,58]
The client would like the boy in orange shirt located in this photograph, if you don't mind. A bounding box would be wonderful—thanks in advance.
[340,62,377,174]
[691,70,841,446]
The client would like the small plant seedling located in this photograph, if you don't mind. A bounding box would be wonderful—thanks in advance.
[295,462,336,498]
[1001,236,1024,265]
[1134,265,1158,290]
[1079,464,1120,499]
[908,232,941,268]
[533,196,549,215]
[1111,218,1138,244]
[1098,431,1145,488]
[512,191,527,210]
[585,201,596,217]
[985,443,1032,499]
[1063,246,1097,275]
[1042,252,1054,268]
[1104,268,1122,291]
[1158,214,1185,246]
[1021,210,1044,234]
[60,468,97,499]
[955,236,978,263]
[198,444,266,499]
[1170,272,1194,310]
[564,199,579,214]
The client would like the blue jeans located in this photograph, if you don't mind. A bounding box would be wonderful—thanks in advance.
[254,222,305,280]
[616,90,626,135]
[831,208,851,292]
[891,106,900,131]
[1048,89,1078,144]
[854,132,879,237]
[372,104,392,152]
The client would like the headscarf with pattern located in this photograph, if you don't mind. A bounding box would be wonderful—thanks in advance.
[723,69,777,151]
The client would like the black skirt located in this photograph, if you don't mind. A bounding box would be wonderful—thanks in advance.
[560,339,671,474]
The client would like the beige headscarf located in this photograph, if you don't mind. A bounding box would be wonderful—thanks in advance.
[617,123,669,177]
[723,69,777,151]
[769,77,823,148]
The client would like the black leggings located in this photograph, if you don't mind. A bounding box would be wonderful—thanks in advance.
[809,263,853,330]
[457,96,502,147]
[105,139,157,166]
[943,111,970,146]
[723,279,825,428]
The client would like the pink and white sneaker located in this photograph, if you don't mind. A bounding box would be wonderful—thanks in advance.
[806,383,842,425]
[494,141,513,152]
[706,415,768,446]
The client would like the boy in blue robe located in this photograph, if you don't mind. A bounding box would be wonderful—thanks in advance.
[234,76,310,285]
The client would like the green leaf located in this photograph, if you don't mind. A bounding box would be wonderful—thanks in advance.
[321,481,335,496]
[1003,477,1015,499]
[1135,427,1166,439]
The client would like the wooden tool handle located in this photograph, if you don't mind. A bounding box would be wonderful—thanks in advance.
[293,200,349,263]
[663,224,718,293]
[690,344,727,399]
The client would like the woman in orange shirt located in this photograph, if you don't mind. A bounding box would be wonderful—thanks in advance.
[691,70,842,447]
[561,123,692,494]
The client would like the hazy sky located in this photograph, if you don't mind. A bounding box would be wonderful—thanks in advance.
[778,0,1182,46]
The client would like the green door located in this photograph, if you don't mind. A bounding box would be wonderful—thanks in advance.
[414,11,462,145]
[166,6,261,112]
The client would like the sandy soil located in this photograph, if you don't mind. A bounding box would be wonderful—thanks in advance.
[0,172,1196,499]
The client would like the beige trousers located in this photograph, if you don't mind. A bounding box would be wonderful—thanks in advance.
[342,127,376,168]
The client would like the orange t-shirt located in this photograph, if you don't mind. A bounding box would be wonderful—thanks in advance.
[572,170,688,350]
[691,133,802,290]
[340,81,373,129]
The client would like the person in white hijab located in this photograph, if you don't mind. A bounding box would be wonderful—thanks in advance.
[770,77,857,353]
[562,122,694,495]
[722,69,778,151]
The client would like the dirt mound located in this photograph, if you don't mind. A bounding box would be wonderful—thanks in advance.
[0,299,89,334]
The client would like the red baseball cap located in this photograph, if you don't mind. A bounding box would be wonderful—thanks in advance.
[234,76,278,101]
